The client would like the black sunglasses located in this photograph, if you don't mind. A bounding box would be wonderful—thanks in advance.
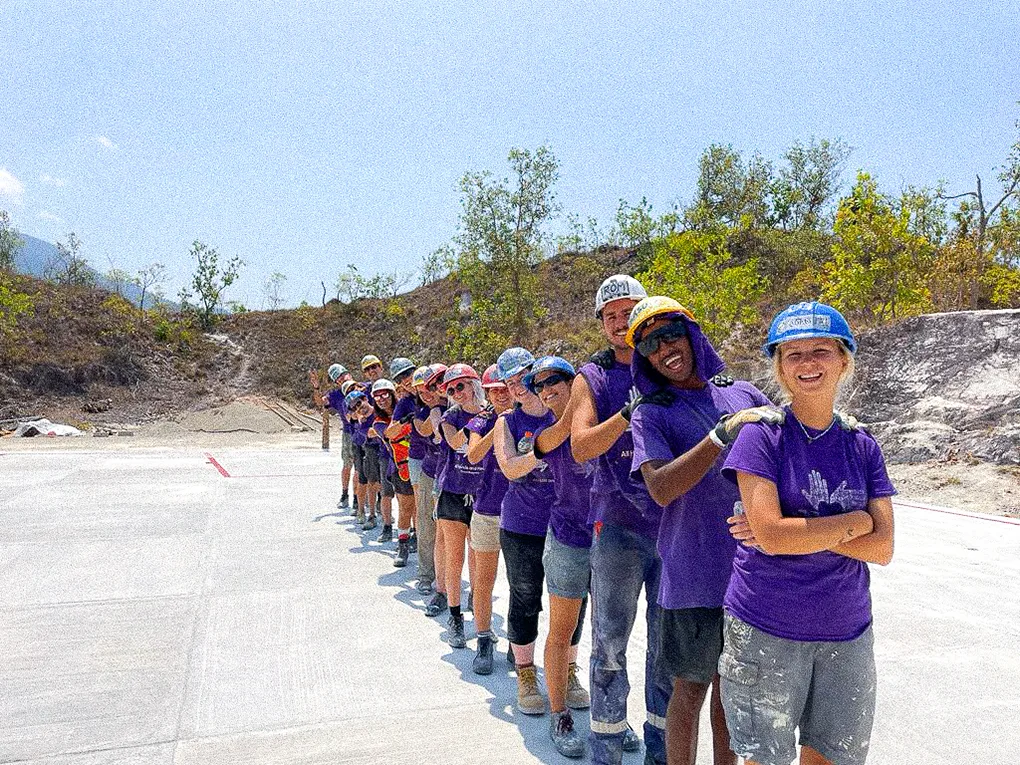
[532,372,570,393]
[446,381,469,395]
[394,370,413,383]
[636,321,688,357]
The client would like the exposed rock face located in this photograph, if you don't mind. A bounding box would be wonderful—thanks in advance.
[850,309,1020,464]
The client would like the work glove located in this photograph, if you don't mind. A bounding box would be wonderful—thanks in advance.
[620,387,675,422]
[710,406,785,447]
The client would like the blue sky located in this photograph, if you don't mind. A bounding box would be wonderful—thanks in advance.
[2,0,1017,307]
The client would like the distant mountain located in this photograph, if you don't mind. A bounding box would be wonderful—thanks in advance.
[13,234,166,309]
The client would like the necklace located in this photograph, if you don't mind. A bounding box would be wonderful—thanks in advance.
[794,414,837,443]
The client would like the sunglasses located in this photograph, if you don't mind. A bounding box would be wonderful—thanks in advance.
[446,381,469,395]
[531,372,570,393]
[394,370,413,383]
[636,321,688,357]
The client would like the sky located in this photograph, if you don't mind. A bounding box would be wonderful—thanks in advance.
[1,0,1018,308]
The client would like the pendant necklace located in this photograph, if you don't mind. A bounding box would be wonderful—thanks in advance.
[795,414,837,444]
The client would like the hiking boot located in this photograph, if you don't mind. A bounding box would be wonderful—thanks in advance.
[362,514,377,531]
[507,645,516,670]
[516,665,546,715]
[377,525,393,543]
[393,539,410,568]
[355,506,365,525]
[565,662,590,710]
[416,578,433,595]
[408,531,418,553]
[550,710,585,758]
[623,725,642,753]
[473,633,494,675]
[464,590,473,612]
[424,591,448,617]
[447,613,467,649]
[337,493,349,510]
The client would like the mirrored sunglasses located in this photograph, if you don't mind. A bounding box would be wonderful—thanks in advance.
[446,381,469,395]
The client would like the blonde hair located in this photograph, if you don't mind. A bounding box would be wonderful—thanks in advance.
[771,342,855,405]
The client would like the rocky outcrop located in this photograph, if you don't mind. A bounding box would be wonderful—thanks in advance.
[851,309,1020,464]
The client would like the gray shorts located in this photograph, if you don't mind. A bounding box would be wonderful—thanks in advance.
[407,457,423,486]
[341,429,355,462]
[362,443,381,483]
[718,614,876,765]
[542,531,591,600]
[658,606,724,685]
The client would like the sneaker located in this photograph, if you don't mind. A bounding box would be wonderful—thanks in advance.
[355,507,365,525]
[424,591,448,617]
[393,539,410,567]
[362,514,377,531]
[623,725,642,753]
[464,590,473,613]
[416,579,433,595]
[377,525,393,543]
[507,645,516,670]
[550,709,585,758]
[565,662,590,710]
[516,665,546,715]
[408,531,418,553]
[447,613,467,648]
[473,633,494,675]
[337,494,349,510]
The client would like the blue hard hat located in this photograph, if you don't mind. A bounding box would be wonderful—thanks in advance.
[764,302,857,357]
[389,357,415,378]
[523,356,576,393]
[344,390,367,409]
[496,347,535,381]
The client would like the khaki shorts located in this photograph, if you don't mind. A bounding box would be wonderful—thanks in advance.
[470,512,501,552]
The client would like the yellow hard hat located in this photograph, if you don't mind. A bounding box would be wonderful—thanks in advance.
[624,296,696,349]
[360,354,382,370]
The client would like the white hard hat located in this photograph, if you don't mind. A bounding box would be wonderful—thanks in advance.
[595,274,647,317]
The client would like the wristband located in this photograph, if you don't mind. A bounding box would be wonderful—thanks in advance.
[620,405,632,423]
[708,424,727,449]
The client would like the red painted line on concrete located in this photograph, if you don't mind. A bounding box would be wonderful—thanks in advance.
[895,499,1020,526]
[230,473,337,478]
[204,452,231,478]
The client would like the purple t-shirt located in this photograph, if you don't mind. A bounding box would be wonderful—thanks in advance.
[579,360,661,540]
[499,407,557,537]
[465,412,510,517]
[352,413,374,448]
[721,409,896,642]
[543,437,595,548]
[630,381,771,610]
[325,389,353,433]
[437,406,485,495]
[420,404,445,478]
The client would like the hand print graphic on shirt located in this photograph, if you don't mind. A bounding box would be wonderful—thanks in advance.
[801,470,867,514]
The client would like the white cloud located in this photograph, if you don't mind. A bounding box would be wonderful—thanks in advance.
[95,135,116,149]
[0,167,25,205]
[40,173,67,187]
[38,210,64,224]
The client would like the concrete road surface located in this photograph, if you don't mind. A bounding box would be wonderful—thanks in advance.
[1,442,1017,764]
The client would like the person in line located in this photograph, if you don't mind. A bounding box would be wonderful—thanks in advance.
[492,347,556,716]
[389,357,422,563]
[525,356,593,759]
[719,302,895,765]
[626,296,777,765]
[372,376,416,562]
[370,377,401,543]
[464,364,513,675]
[409,365,442,595]
[421,363,451,618]
[310,364,356,511]
[569,275,666,764]
[360,355,385,524]
[435,363,487,648]
[345,386,374,527]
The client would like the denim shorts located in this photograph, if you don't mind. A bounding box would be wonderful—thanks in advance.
[352,443,367,484]
[341,430,355,462]
[543,531,591,600]
[362,443,382,483]
[407,457,423,486]
[719,614,876,765]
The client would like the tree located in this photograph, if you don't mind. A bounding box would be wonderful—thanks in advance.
[46,232,95,287]
[688,144,773,229]
[771,138,852,230]
[0,272,33,340]
[105,267,139,298]
[137,262,166,310]
[448,145,560,361]
[420,245,456,286]
[263,271,287,310]
[0,210,23,271]
[178,241,243,329]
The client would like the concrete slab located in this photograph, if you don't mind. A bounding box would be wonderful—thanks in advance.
[0,442,1017,764]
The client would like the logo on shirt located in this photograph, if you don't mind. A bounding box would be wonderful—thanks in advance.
[801,470,866,514]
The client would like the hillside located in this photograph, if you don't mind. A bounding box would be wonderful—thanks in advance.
[2,249,1018,471]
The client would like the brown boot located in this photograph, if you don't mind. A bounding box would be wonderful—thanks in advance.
[516,664,547,716]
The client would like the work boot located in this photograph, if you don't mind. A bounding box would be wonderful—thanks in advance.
[473,633,495,675]
[507,645,516,670]
[355,507,365,525]
[393,539,410,568]
[337,493,349,510]
[408,530,418,553]
[424,591,448,617]
[623,725,642,753]
[565,662,591,710]
[362,514,377,531]
[550,709,585,758]
[516,665,546,715]
[447,613,467,649]
[377,525,393,543]
[416,578,433,595]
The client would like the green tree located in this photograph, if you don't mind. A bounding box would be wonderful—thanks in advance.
[0,272,33,339]
[637,230,768,343]
[771,137,852,230]
[178,241,243,329]
[105,267,139,298]
[47,232,95,287]
[688,144,773,230]
[448,145,560,361]
[823,173,935,321]
[0,210,24,271]
[420,245,456,286]
[137,262,166,310]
